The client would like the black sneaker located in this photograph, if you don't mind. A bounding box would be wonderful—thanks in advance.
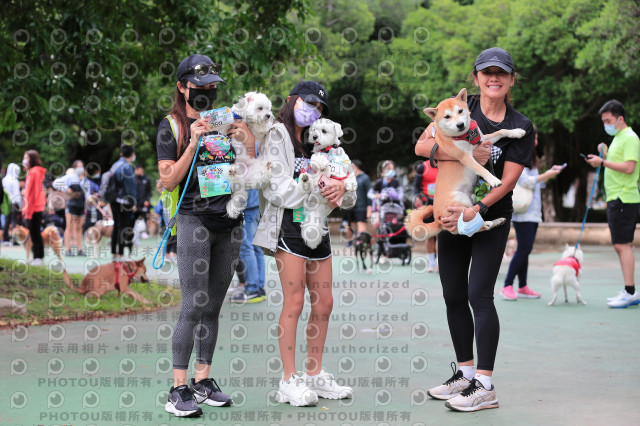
[165,385,203,417]
[258,287,267,301]
[191,378,233,407]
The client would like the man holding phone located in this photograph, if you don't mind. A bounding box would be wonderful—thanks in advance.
[585,100,640,308]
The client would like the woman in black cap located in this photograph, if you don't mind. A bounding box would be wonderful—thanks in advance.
[254,81,356,406]
[415,47,534,412]
[156,54,254,417]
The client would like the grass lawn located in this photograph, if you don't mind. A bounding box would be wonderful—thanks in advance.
[0,258,181,329]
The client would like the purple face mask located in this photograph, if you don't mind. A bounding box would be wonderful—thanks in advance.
[294,100,321,127]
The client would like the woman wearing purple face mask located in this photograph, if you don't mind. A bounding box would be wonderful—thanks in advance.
[254,81,355,407]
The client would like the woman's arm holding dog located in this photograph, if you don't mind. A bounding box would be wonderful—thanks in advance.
[440,161,524,232]
[158,119,208,192]
[415,123,492,164]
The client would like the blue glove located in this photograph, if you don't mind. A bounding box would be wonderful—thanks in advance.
[457,208,484,237]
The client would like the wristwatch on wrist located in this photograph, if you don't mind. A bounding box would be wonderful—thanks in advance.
[474,201,488,216]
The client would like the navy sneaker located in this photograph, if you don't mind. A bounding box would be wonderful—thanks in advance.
[165,385,202,417]
[258,287,267,301]
[231,290,263,304]
[191,378,233,407]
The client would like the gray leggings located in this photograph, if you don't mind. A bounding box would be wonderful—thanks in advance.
[172,214,242,369]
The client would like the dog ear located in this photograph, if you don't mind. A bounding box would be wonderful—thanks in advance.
[333,122,343,139]
[456,88,467,103]
[423,108,437,120]
[136,258,145,265]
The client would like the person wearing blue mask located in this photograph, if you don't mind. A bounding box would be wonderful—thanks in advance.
[254,81,355,407]
[585,100,640,308]
[368,160,404,225]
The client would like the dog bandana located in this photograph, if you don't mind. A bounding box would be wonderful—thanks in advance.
[554,256,581,277]
[452,119,481,145]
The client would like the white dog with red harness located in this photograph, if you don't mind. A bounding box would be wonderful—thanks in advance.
[299,118,357,249]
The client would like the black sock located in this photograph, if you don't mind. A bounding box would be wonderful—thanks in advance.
[625,285,635,295]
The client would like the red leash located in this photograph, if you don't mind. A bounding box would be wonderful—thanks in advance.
[372,226,406,239]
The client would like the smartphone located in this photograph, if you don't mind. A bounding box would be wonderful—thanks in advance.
[318,174,331,189]
[318,175,344,206]
[560,163,567,169]
[579,153,587,159]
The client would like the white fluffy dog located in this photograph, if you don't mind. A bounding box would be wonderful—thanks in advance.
[218,91,274,218]
[299,118,357,249]
[549,244,587,306]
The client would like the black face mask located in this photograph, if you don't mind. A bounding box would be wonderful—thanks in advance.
[187,87,217,111]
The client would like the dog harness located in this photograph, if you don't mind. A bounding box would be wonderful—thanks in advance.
[554,256,580,277]
[452,119,482,145]
[114,261,137,296]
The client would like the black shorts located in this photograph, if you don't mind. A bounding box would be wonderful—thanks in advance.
[343,208,367,223]
[66,205,84,217]
[607,199,639,244]
[278,234,331,261]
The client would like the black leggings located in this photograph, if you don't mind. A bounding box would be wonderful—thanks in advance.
[27,211,45,259]
[110,202,135,256]
[438,221,510,371]
[172,214,242,369]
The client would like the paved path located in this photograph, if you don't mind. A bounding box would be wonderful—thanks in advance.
[1,237,638,425]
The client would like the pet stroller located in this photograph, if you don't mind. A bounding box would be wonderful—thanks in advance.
[373,188,413,265]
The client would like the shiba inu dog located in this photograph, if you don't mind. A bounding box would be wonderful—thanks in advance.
[549,244,587,306]
[406,88,526,240]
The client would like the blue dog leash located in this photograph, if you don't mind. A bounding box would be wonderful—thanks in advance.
[152,135,202,269]
[152,113,243,269]
[575,147,605,250]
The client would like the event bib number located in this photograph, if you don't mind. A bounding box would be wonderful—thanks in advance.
[197,164,231,198]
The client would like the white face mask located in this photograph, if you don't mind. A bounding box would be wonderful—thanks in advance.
[130,155,136,163]
[22,159,29,168]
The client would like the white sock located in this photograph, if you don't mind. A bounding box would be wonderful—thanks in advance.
[427,253,436,266]
[460,366,476,381]
[475,373,492,390]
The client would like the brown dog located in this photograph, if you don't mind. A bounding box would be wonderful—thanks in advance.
[407,88,525,240]
[11,225,63,261]
[63,258,151,304]
[85,219,114,258]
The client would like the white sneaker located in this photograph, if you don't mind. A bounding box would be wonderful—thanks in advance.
[28,258,44,266]
[607,290,640,308]
[607,290,626,302]
[445,379,499,412]
[427,362,471,400]
[301,370,353,399]
[275,374,318,406]
[427,264,435,273]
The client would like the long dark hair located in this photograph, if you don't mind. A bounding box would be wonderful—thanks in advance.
[168,80,190,156]
[531,125,539,169]
[25,150,42,168]
[275,95,307,155]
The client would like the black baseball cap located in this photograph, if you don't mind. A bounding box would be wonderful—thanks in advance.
[176,54,226,86]
[289,81,330,116]
[474,47,516,74]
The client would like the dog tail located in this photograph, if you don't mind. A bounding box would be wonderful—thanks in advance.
[62,269,85,293]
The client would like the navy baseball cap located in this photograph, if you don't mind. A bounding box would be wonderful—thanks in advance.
[176,54,226,86]
[474,47,516,74]
[290,81,330,116]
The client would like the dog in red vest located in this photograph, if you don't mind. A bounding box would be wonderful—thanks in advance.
[549,244,587,306]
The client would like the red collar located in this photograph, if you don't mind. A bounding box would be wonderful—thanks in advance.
[114,261,137,296]
[554,256,581,277]
[317,144,338,153]
[451,120,482,145]
[331,172,350,181]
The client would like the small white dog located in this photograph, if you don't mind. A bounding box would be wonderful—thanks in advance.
[549,244,587,306]
[218,91,274,218]
[299,118,357,249]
